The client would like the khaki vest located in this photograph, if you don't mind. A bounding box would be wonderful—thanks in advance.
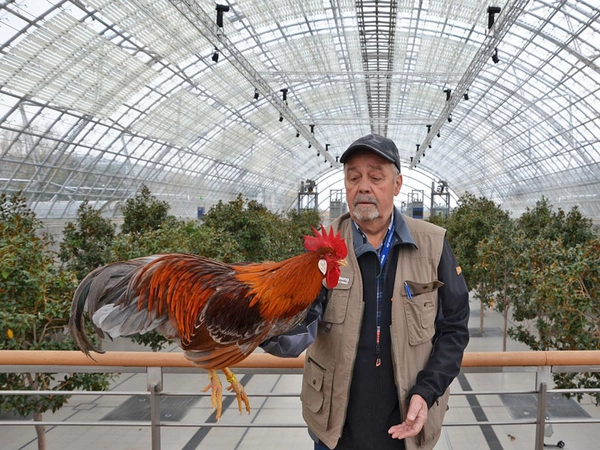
[301,213,450,450]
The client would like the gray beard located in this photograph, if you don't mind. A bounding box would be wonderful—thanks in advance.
[353,195,380,222]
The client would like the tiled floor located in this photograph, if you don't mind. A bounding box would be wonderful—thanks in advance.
[2,297,599,449]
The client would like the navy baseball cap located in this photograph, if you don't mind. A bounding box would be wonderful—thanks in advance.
[340,134,401,173]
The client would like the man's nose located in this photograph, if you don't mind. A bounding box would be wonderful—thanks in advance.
[358,180,372,192]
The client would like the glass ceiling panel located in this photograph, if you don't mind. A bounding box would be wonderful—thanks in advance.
[1,0,599,222]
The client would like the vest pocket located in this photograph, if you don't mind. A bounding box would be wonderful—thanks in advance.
[402,280,440,345]
[301,357,334,431]
[323,277,352,324]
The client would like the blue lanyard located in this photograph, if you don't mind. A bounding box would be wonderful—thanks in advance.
[375,218,395,367]
[378,220,395,270]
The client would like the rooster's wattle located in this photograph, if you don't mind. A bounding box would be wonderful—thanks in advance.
[68,226,347,419]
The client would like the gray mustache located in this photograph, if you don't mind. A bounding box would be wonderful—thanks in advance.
[354,195,379,207]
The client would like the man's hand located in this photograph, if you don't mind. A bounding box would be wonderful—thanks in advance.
[388,394,428,440]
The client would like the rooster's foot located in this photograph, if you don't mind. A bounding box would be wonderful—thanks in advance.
[203,369,223,420]
[222,367,250,415]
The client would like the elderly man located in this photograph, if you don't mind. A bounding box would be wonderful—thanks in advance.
[262,134,470,450]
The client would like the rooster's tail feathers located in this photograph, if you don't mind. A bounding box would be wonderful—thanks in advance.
[68,268,105,356]
[68,256,161,355]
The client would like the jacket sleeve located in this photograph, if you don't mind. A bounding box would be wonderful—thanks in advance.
[408,238,470,408]
[259,288,327,358]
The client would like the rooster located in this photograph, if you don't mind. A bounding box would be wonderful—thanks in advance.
[69,226,347,420]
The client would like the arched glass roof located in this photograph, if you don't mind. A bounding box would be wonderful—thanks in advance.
[1,0,599,220]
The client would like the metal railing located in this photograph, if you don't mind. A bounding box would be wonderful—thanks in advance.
[1,350,599,450]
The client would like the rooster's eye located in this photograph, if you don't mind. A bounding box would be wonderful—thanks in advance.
[327,253,333,258]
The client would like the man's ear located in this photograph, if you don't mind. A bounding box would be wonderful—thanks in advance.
[394,175,403,196]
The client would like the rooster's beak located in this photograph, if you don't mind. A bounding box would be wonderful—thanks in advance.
[338,259,348,267]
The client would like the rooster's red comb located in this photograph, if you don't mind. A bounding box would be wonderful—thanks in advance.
[303,225,348,258]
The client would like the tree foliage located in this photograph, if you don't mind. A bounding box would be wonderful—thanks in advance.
[0,193,111,449]
[119,184,172,235]
[442,193,511,290]
[111,219,242,263]
[58,200,116,280]
[472,197,599,402]
[201,193,319,262]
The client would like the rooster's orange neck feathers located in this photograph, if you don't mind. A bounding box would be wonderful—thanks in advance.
[233,251,326,321]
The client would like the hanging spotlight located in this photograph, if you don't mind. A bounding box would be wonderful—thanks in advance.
[308,143,312,148]
[426,124,432,134]
[295,130,300,138]
[487,6,501,29]
[310,124,315,134]
[463,91,469,100]
[215,4,230,28]
[280,88,288,104]
[410,157,413,163]
[444,89,451,101]
[335,156,339,163]
[437,130,441,138]
[317,150,320,156]
[447,115,452,123]
[279,114,283,122]
[211,47,219,62]
[324,157,327,163]
[325,144,330,152]
[253,89,259,100]
[416,144,420,152]
[492,48,500,64]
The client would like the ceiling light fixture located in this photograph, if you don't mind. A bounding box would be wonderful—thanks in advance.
[444,89,452,101]
[280,88,288,104]
[211,47,219,63]
[487,6,501,29]
[463,91,469,100]
[253,89,259,100]
[215,4,230,28]
[492,48,500,64]
[447,115,452,123]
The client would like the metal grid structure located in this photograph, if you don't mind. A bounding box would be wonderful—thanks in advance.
[1,0,599,220]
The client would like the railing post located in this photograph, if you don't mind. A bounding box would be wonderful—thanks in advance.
[534,381,548,450]
[536,365,551,386]
[147,367,163,450]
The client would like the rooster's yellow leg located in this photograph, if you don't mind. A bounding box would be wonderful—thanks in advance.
[222,367,251,415]
[202,369,223,420]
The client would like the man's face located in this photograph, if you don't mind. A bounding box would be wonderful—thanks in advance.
[344,151,402,225]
